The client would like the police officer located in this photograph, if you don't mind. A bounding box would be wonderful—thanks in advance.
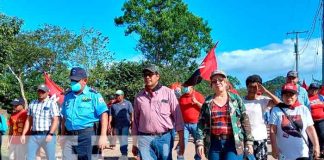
[61,67,108,160]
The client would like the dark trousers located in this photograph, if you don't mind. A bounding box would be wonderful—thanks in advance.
[63,128,96,160]
[314,120,324,151]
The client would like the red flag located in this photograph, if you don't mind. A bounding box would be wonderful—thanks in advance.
[183,42,218,86]
[199,42,218,81]
[302,80,308,90]
[44,72,64,105]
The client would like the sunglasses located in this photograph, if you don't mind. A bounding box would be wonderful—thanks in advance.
[143,72,156,77]
[211,78,225,84]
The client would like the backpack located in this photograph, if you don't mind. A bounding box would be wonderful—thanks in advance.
[0,114,8,134]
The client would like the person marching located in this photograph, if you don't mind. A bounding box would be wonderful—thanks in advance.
[21,84,60,160]
[61,67,108,160]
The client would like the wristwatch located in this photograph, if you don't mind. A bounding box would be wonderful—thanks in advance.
[47,133,54,136]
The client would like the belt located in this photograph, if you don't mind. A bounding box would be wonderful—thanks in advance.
[31,131,49,135]
[66,127,94,135]
[139,129,171,136]
[212,134,233,140]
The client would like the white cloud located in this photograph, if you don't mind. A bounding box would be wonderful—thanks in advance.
[217,38,322,86]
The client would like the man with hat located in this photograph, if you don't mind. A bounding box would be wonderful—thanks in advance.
[270,83,320,159]
[8,98,28,160]
[61,67,108,159]
[276,70,310,108]
[307,83,324,157]
[109,90,133,159]
[21,84,60,160]
[132,64,185,160]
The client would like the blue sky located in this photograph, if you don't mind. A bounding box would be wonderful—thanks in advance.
[1,0,321,86]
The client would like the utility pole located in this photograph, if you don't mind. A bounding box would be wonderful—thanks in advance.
[287,31,308,75]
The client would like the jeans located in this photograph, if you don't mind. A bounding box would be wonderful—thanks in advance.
[27,134,56,160]
[115,127,130,155]
[138,131,172,160]
[208,137,247,160]
[63,129,97,160]
[183,123,200,160]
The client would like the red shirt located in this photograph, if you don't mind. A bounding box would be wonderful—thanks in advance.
[179,91,205,123]
[211,103,233,136]
[9,109,27,144]
[309,94,324,121]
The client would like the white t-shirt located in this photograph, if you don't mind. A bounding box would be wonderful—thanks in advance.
[243,95,271,140]
[269,105,314,160]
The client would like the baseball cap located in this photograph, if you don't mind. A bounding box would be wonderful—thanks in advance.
[10,98,25,106]
[309,83,320,89]
[37,84,49,92]
[286,70,298,78]
[281,83,298,94]
[70,67,87,81]
[143,64,159,74]
[115,90,124,95]
[210,70,227,79]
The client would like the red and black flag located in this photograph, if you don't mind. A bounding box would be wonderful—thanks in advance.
[183,42,218,86]
[44,72,65,105]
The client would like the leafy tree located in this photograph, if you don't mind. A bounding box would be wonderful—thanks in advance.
[227,75,241,89]
[115,0,213,67]
[104,61,144,101]
[0,14,23,73]
[0,15,113,111]
[263,76,286,94]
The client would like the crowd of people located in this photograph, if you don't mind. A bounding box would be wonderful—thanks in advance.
[0,64,323,160]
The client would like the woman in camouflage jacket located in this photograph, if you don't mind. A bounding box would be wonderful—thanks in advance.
[196,70,254,159]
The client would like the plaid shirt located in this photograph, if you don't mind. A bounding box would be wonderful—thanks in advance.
[211,103,233,136]
[28,97,60,131]
[196,92,254,157]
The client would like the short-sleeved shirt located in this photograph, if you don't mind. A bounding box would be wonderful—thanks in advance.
[269,105,313,159]
[61,85,108,131]
[28,97,60,131]
[132,86,184,135]
[109,100,133,128]
[179,91,205,123]
[9,110,28,144]
[243,95,271,140]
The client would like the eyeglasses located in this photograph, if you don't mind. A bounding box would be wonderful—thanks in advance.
[143,72,156,77]
[211,78,225,84]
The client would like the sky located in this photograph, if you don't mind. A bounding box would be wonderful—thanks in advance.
[0,0,322,87]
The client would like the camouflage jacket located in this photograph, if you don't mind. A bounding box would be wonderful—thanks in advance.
[196,92,254,157]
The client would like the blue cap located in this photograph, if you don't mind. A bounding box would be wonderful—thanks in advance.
[70,67,87,81]
[309,83,320,89]
[10,98,25,106]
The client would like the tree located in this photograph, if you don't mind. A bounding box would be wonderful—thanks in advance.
[0,14,23,73]
[0,14,113,111]
[227,75,241,89]
[115,0,213,67]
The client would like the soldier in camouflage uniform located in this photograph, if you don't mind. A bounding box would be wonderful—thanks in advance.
[196,70,254,160]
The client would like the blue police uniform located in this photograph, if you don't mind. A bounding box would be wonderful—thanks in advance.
[61,85,108,131]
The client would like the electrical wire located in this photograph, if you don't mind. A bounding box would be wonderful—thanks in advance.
[299,0,322,54]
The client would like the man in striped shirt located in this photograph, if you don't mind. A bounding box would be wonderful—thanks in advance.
[21,84,60,160]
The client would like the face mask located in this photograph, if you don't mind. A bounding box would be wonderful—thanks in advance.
[70,81,82,92]
[174,89,182,98]
[182,87,190,94]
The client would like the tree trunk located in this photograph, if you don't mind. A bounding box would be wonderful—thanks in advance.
[7,65,28,108]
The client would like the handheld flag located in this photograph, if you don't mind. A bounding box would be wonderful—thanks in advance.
[44,72,64,105]
[183,42,218,86]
